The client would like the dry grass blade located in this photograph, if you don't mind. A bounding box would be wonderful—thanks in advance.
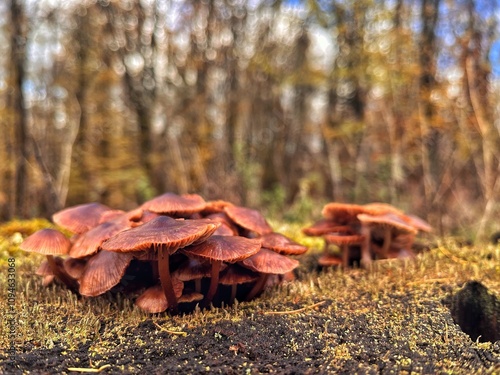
[153,322,188,336]
[438,246,469,265]
[406,277,453,285]
[263,300,326,315]
[67,364,111,373]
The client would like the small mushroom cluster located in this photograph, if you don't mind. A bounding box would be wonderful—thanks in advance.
[303,202,432,268]
[20,193,308,313]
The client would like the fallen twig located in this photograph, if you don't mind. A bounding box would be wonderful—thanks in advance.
[153,322,188,336]
[263,300,326,315]
[67,364,111,373]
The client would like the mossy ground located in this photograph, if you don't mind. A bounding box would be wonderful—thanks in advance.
[0,220,499,374]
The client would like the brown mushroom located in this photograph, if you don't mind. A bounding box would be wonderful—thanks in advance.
[20,229,78,292]
[141,192,206,217]
[35,259,56,277]
[135,280,184,313]
[224,205,273,236]
[52,203,112,234]
[240,248,299,300]
[212,223,237,236]
[101,216,219,312]
[260,232,308,255]
[79,250,134,297]
[362,202,404,216]
[317,253,343,267]
[178,292,204,304]
[403,214,432,233]
[201,200,235,215]
[204,213,239,235]
[182,235,261,307]
[69,214,132,258]
[372,233,417,259]
[35,257,64,286]
[126,207,145,222]
[302,219,352,237]
[63,257,87,280]
[127,209,160,226]
[219,264,259,305]
[357,212,418,265]
[321,203,366,224]
[98,209,127,224]
[172,258,227,293]
[323,233,365,268]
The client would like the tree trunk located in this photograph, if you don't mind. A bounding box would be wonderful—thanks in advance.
[10,0,30,218]
[418,0,441,213]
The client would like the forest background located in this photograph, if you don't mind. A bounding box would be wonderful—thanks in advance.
[1,0,499,241]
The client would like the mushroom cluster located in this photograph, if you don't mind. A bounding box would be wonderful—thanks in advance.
[20,193,308,314]
[303,202,432,268]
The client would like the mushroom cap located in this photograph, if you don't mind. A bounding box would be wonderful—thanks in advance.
[42,275,55,287]
[219,264,259,285]
[213,223,238,236]
[141,192,206,216]
[129,209,161,226]
[178,292,204,304]
[126,207,144,222]
[317,253,343,267]
[390,233,416,250]
[52,202,112,234]
[98,210,127,224]
[224,205,273,235]
[135,281,184,313]
[260,233,308,255]
[302,219,353,237]
[63,257,88,280]
[20,228,71,255]
[172,258,227,281]
[362,202,404,216]
[134,251,159,261]
[70,214,132,258]
[403,214,432,233]
[35,260,52,276]
[321,203,367,224]
[240,248,299,274]
[204,213,238,235]
[201,200,235,215]
[36,257,64,276]
[79,250,134,297]
[182,235,262,263]
[101,216,219,255]
[323,233,365,245]
[357,213,418,235]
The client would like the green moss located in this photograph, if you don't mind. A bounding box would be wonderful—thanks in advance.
[0,218,54,237]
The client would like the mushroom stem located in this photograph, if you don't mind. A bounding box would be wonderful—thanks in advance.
[203,260,221,307]
[229,284,237,305]
[323,238,329,253]
[341,244,349,268]
[158,249,178,312]
[245,274,268,301]
[194,278,202,293]
[46,255,78,293]
[380,228,391,259]
[360,223,372,268]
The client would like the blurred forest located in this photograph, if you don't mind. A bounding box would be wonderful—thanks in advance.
[1,0,499,239]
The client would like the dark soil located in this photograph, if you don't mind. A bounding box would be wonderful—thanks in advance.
[2,291,499,374]
[1,240,499,374]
